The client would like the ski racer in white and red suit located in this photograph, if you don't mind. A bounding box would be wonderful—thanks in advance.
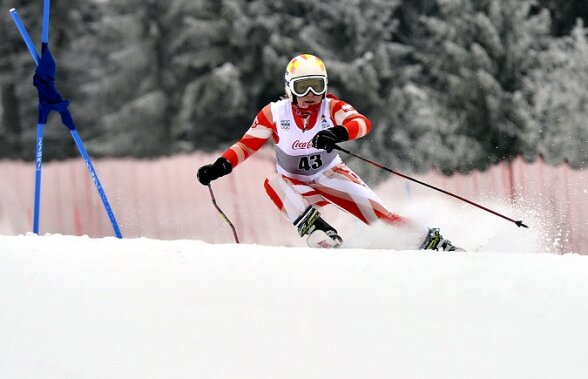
[197,54,462,250]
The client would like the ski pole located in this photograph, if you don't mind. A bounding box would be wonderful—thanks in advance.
[333,145,528,228]
[207,184,240,243]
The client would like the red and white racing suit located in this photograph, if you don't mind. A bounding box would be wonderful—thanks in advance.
[221,94,407,226]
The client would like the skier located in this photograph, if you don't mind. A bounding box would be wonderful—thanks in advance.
[197,53,462,251]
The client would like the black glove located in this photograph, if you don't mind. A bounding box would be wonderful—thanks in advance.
[311,125,349,152]
[197,157,233,186]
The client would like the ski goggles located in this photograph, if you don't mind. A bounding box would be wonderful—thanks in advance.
[289,76,327,97]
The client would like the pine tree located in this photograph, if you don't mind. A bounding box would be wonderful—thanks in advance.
[174,0,255,152]
[0,0,90,160]
[523,20,588,168]
[536,0,588,36]
[68,0,195,157]
[174,0,405,159]
[0,1,39,159]
[399,0,551,174]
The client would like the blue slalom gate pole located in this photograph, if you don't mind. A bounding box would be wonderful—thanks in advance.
[11,8,45,233]
[33,124,44,234]
[9,9,40,64]
[10,1,123,238]
[38,0,51,235]
[42,0,50,44]
[70,130,122,238]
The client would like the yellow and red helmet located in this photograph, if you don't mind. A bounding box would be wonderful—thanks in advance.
[284,54,328,100]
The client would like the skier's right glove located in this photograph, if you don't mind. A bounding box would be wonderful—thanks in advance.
[197,157,233,186]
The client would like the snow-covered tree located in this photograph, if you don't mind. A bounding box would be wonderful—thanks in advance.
[1,0,586,174]
[0,1,40,159]
[523,20,588,168]
[395,0,551,174]
[0,0,92,160]
[535,0,588,36]
[173,0,404,155]
[174,0,262,152]
[68,0,198,157]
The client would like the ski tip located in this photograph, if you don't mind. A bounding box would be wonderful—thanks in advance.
[515,220,529,228]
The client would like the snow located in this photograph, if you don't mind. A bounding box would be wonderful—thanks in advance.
[1,232,588,378]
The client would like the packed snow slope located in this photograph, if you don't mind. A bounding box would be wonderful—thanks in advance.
[1,234,587,379]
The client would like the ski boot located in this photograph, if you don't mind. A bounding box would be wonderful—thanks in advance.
[294,206,343,248]
[420,228,465,252]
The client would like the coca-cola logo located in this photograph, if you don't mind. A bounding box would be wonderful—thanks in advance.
[292,140,314,150]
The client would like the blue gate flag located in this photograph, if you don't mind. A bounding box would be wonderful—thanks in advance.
[33,44,75,130]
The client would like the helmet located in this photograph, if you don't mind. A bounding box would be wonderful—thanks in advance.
[284,54,328,100]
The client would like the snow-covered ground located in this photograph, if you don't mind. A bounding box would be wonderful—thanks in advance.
[1,231,587,379]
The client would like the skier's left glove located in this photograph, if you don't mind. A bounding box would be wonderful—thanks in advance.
[311,125,349,153]
[197,157,232,186]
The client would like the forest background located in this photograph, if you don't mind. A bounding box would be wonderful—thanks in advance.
[0,0,587,180]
